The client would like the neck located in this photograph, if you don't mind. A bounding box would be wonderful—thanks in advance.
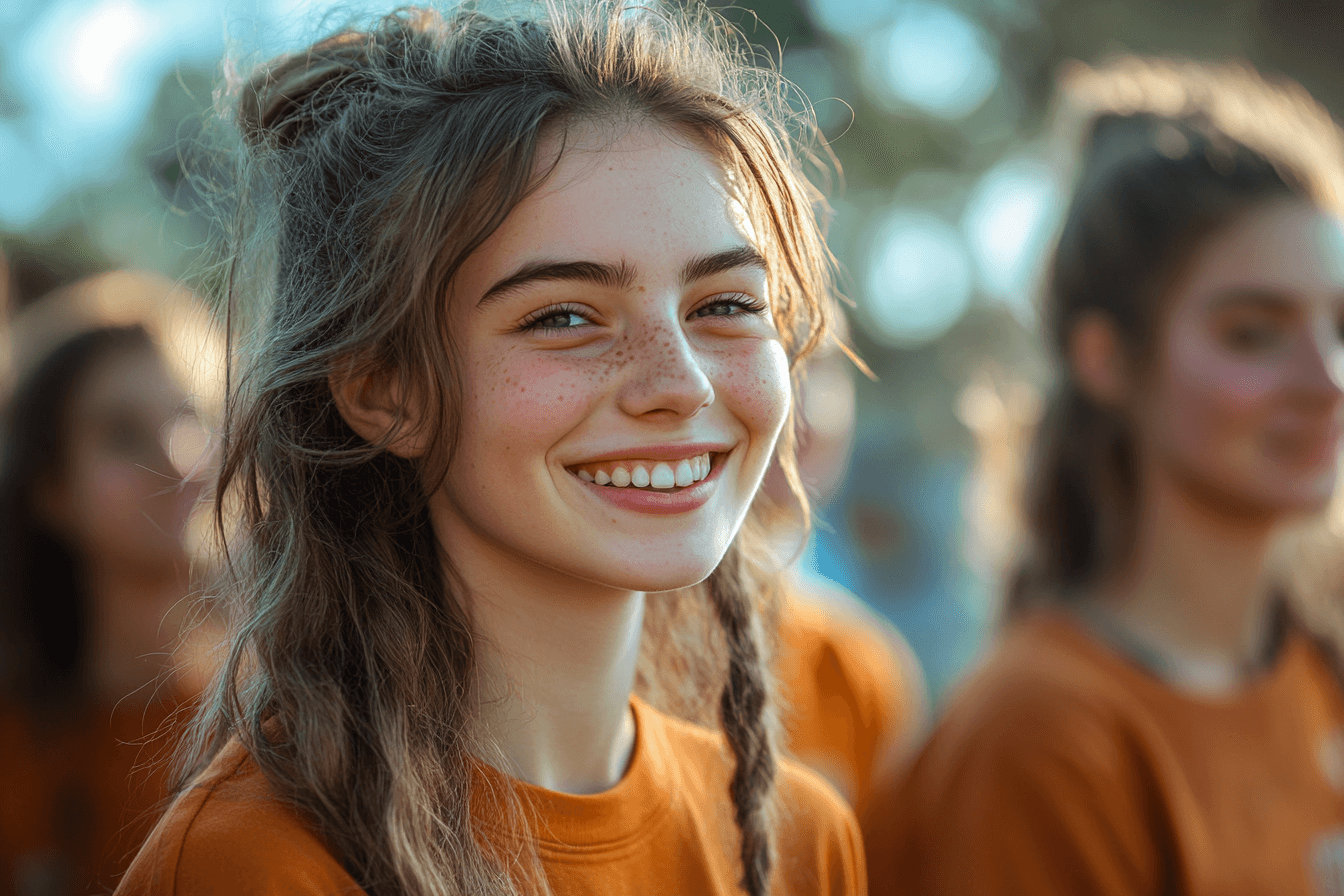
[441,522,642,795]
[84,560,188,704]
[1090,465,1283,688]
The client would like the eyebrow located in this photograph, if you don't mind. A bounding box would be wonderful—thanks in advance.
[476,245,767,308]
[680,245,768,285]
[1207,287,1301,312]
[477,259,635,307]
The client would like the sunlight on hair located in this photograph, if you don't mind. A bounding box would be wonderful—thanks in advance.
[1057,56,1344,210]
[256,0,403,54]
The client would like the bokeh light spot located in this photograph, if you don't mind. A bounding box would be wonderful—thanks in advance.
[878,2,998,119]
[863,208,974,346]
[0,121,60,229]
[961,157,1062,320]
[804,0,894,38]
[67,0,155,105]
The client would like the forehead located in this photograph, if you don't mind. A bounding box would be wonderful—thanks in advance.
[453,120,756,294]
[70,345,186,421]
[1175,199,1344,306]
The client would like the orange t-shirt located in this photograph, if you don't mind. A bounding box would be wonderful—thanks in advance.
[0,693,191,896]
[775,577,925,822]
[863,612,1344,896]
[114,696,866,895]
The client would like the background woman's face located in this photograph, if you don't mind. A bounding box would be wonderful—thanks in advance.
[1139,199,1344,518]
[433,120,791,593]
[47,344,204,576]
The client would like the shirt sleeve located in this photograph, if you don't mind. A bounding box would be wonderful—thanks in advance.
[115,783,365,896]
[775,758,870,896]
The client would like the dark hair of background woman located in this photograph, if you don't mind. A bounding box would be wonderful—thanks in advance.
[0,325,153,710]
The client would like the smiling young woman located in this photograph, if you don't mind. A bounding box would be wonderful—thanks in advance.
[113,5,863,896]
[863,57,1344,896]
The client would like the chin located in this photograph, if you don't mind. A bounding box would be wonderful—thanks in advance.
[572,552,723,593]
[1262,466,1340,517]
[1279,486,1338,518]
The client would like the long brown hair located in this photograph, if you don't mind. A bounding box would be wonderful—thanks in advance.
[183,4,836,895]
[1009,56,1344,614]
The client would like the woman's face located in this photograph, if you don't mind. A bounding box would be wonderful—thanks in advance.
[433,121,791,593]
[1140,199,1344,518]
[46,344,205,576]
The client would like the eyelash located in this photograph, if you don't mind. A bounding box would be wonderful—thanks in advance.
[518,303,589,333]
[693,293,769,318]
[517,294,768,333]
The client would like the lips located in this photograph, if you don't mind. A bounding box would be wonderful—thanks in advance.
[564,444,731,514]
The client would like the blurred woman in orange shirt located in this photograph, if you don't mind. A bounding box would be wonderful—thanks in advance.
[764,319,927,823]
[865,57,1344,896]
[0,272,219,896]
[115,5,865,896]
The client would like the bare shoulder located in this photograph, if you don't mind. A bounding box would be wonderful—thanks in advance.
[115,742,362,896]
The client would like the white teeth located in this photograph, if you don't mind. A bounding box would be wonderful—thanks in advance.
[651,462,676,488]
[577,451,716,489]
[673,460,694,487]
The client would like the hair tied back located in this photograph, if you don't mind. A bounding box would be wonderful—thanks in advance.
[238,32,369,150]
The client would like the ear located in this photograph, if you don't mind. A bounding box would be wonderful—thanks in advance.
[1067,311,1129,408]
[328,360,432,459]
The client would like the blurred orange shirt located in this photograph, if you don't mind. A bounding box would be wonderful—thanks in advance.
[775,576,925,824]
[114,695,866,896]
[0,693,190,896]
[863,611,1344,896]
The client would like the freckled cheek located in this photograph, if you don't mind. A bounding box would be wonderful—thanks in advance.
[463,356,607,460]
[714,342,792,443]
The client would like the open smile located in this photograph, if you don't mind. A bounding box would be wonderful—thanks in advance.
[564,447,730,514]
[569,452,717,490]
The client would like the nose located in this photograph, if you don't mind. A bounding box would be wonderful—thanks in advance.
[617,319,715,420]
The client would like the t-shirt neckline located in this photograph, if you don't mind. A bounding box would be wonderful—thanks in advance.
[471,695,675,853]
[1043,610,1311,711]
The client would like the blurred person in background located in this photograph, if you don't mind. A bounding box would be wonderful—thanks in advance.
[864,57,1344,895]
[0,271,221,896]
[763,312,927,825]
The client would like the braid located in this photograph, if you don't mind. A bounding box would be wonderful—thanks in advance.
[707,546,777,896]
